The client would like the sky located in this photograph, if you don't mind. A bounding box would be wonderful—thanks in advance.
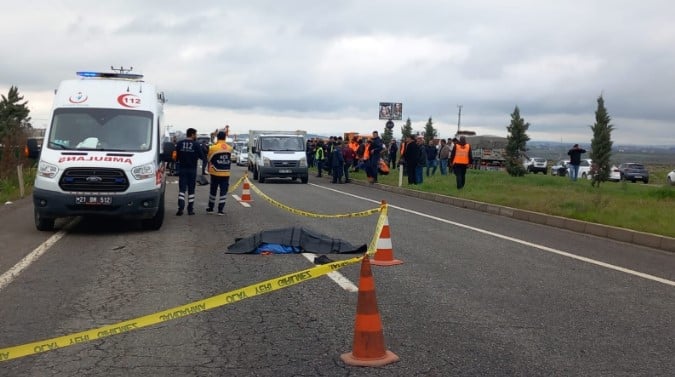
[1,0,674,146]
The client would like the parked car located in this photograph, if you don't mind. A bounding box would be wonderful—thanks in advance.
[617,163,649,183]
[668,169,675,186]
[523,157,548,174]
[551,160,569,177]
[608,165,621,182]
[577,159,593,180]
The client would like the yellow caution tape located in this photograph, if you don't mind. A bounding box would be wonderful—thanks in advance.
[0,184,391,363]
[0,254,365,363]
[226,174,246,194]
[248,180,381,219]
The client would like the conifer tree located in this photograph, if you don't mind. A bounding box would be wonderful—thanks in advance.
[590,95,614,188]
[382,122,394,145]
[423,117,437,144]
[505,106,529,176]
[401,117,413,139]
[0,86,32,177]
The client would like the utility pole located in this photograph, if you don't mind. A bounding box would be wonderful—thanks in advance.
[457,105,463,134]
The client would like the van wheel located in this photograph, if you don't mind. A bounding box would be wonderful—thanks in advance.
[141,194,165,230]
[253,168,259,180]
[35,208,55,231]
[301,176,308,184]
[582,172,587,179]
[259,175,265,183]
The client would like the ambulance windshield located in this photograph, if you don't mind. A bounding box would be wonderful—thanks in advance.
[48,108,153,152]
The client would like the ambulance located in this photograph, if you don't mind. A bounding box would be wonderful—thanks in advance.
[32,70,174,231]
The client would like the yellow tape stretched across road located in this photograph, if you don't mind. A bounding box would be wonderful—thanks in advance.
[0,254,366,363]
[247,179,381,219]
[226,174,246,194]
[0,181,390,363]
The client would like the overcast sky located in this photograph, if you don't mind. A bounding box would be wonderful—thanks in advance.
[2,0,674,146]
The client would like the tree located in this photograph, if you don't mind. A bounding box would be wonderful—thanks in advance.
[382,122,394,145]
[589,95,614,188]
[423,117,437,144]
[0,86,31,139]
[400,117,413,139]
[505,106,529,176]
[0,86,32,177]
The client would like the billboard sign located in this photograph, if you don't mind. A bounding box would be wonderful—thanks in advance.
[379,102,402,120]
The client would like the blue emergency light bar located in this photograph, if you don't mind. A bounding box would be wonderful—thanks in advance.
[76,71,144,80]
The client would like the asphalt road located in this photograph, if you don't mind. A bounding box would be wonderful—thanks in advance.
[1,165,673,376]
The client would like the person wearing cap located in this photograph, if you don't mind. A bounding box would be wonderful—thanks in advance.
[450,135,473,189]
[175,127,208,216]
[567,143,587,181]
[206,127,233,215]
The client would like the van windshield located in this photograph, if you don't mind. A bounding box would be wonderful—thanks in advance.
[260,136,304,151]
[48,108,153,152]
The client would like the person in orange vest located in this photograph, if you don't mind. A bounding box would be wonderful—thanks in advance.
[449,135,473,189]
[206,127,233,215]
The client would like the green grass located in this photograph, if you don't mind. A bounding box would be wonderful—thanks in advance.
[327,166,675,238]
[0,166,36,203]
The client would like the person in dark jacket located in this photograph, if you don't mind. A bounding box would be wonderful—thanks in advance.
[341,141,355,183]
[331,141,345,183]
[567,144,587,181]
[175,127,207,215]
[367,130,384,184]
[388,139,398,169]
[402,135,419,185]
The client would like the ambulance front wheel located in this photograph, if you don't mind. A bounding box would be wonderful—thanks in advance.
[34,208,55,231]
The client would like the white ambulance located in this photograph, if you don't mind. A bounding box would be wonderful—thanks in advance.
[32,70,174,231]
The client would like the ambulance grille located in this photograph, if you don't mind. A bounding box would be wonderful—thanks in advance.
[59,168,129,192]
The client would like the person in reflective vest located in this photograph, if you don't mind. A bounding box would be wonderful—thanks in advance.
[206,128,233,215]
[449,136,473,189]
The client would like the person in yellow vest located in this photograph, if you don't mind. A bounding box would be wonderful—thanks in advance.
[206,128,233,215]
[449,135,473,189]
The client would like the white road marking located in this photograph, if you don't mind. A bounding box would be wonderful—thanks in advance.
[311,183,675,287]
[0,227,69,291]
[302,253,359,292]
[231,195,251,207]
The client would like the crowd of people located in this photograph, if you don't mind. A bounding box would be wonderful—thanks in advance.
[305,133,474,190]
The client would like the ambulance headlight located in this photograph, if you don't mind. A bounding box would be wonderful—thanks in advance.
[38,161,59,178]
[131,163,155,180]
[299,156,307,168]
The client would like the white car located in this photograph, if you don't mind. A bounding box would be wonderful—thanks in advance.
[609,165,621,182]
[551,160,569,176]
[667,169,675,186]
[523,157,548,174]
[568,158,593,180]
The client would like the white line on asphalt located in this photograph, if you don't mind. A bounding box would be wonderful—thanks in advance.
[231,195,251,207]
[0,230,67,291]
[301,253,359,292]
[311,183,675,287]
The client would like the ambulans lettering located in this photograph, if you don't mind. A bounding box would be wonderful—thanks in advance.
[158,304,207,321]
[277,271,312,287]
[58,156,133,165]
[225,291,248,303]
[255,283,272,294]
[33,342,59,353]
[97,323,138,338]
[117,93,141,108]
[69,334,90,345]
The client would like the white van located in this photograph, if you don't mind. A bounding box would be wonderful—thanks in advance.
[32,70,174,231]
[248,130,308,183]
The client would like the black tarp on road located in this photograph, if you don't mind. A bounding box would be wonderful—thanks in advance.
[226,227,367,254]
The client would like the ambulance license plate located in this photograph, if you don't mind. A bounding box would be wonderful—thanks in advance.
[75,196,113,205]
[279,169,292,173]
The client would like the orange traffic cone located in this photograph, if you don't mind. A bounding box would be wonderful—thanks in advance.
[372,209,402,266]
[240,177,253,202]
[341,255,399,367]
